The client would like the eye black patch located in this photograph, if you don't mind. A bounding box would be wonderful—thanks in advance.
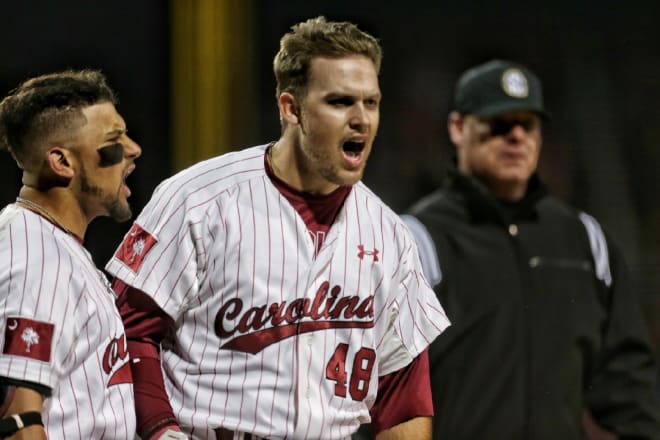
[97,143,124,167]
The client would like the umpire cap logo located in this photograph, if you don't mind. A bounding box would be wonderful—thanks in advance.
[501,68,529,98]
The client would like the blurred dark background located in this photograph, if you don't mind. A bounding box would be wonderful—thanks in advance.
[1,0,658,375]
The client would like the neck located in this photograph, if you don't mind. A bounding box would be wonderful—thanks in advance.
[270,136,341,195]
[16,187,88,240]
[488,180,527,202]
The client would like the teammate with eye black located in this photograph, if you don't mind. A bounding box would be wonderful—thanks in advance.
[0,69,142,439]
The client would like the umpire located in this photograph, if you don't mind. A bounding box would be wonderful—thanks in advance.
[402,60,660,439]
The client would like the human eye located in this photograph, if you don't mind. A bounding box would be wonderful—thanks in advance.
[328,96,354,107]
[365,97,380,108]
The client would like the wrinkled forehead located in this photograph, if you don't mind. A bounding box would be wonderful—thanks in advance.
[79,101,125,129]
[307,56,380,93]
[65,102,126,154]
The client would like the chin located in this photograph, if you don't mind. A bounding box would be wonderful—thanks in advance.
[497,167,533,182]
[337,175,361,187]
[340,168,365,186]
[108,200,133,223]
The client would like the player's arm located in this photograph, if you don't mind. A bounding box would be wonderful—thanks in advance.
[113,278,186,440]
[375,416,431,440]
[0,386,46,439]
[369,349,433,440]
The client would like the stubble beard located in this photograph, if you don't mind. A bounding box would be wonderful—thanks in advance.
[80,166,132,222]
[301,140,365,189]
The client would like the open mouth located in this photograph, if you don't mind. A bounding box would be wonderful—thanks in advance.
[343,140,365,158]
[122,165,136,196]
[124,164,136,179]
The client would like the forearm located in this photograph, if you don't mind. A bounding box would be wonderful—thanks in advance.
[113,279,181,438]
[8,425,46,440]
[129,341,180,438]
[3,387,46,440]
[375,416,431,440]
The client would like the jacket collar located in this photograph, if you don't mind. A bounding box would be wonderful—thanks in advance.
[445,167,548,225]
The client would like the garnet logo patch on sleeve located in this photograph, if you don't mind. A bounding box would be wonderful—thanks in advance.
[115,223,158,272]
[3,317,54,362]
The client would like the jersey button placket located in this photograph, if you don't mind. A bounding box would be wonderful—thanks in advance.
[306,334,313,398]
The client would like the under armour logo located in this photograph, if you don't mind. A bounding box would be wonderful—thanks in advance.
[357,245,379,261]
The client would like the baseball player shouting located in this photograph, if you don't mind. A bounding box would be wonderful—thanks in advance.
[0,70,142,438]
[107,16,449,440]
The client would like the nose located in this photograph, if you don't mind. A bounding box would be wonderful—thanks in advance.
[349,103,370,132]
[124,136,142,160]
[505,124,527,141]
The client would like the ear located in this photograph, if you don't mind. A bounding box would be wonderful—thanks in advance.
[45,147,75,180]
[447,112,464,146]
[277,92,301,125]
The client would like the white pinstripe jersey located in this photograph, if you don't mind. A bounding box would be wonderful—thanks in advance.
[0,205,135,439]
[107,144,450,440]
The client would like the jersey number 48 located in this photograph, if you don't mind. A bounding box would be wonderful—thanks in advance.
[325,343,376,401]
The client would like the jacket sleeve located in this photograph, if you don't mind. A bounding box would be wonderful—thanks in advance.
[582,225,660,437]
[400,215,442,287]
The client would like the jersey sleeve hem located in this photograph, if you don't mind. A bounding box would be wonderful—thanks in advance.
[0,360,56,392]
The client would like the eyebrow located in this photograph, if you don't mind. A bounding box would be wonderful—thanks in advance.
[324,91,381,100]
[104,128,127,139]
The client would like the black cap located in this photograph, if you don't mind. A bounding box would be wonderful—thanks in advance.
[454,60,547,118]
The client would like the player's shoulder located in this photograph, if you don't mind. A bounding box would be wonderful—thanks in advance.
[0,205,81,271]
[350,182,409,229]
[166,144,267,189]
[0,204,22,232]
[351,181,394,210]
[0,204,50,239]
[0,205,24,253]
[147,144,269,209]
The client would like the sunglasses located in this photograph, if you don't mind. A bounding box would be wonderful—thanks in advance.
[480,116,540,137]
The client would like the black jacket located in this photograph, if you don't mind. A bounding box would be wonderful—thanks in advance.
[404,170,660,439]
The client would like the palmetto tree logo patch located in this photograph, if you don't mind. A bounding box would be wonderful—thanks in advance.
[115,223,158,272]
[3,317,54,362]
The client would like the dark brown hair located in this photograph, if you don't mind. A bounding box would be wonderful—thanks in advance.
[0,69,117,168]
[273,16,382,101]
